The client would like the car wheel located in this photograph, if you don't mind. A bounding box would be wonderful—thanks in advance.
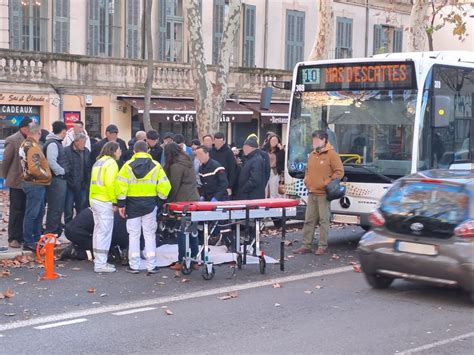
[364,273,394,289]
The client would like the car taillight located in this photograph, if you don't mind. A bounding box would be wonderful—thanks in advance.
[369,210,385,227]
[454,220,474,238]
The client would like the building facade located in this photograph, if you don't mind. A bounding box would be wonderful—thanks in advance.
[0,0,413,146]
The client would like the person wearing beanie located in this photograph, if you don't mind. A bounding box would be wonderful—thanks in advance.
[3,116,32,248]
[90,124,127,168]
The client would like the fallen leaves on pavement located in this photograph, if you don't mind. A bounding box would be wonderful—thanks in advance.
[4,288,15,298]
[304,290,313,294]
[181,278,190,283]
[165,309,174,315]
[272,283,282,288]
[330,254,341,260]
[87,288,96,294]
[1,270,11,277]
[218,291,238,300]
[352,264,362,273]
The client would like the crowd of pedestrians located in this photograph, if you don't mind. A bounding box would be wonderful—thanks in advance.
[3,117,289,273]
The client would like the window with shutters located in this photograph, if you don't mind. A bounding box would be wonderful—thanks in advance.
[87,0,121,57]
[9,0,48,52]
[53,0,69,53]
[285,10,305,71]
[212,0,225,65]
[373,25,403,54]
[335,17,352,59]
[126,0,140,59]
[158,0,184,62]
[242,4,255,67]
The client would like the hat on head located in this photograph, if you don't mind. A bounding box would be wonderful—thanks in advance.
[246,133,259,145]
[243,138,258,148]
[19,117,33,128]
[163,132,175,140]
[106,124,119,133]
[173,134,185,144]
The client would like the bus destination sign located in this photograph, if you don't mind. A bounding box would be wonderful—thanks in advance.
[297,62,415,91]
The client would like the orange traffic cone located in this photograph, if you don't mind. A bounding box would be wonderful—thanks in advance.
[36,234,58,280]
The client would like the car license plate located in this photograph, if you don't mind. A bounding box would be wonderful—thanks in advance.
[395,241,438,256]
[332,214,360,224]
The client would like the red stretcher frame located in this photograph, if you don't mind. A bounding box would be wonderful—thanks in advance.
[167,198,300,212]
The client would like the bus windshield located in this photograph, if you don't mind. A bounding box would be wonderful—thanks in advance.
[288,62,418,181]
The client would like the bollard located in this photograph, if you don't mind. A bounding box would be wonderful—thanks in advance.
[36,234,58,280]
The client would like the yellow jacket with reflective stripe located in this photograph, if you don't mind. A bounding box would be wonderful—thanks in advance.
[115,152,171,218]
[89,156,119,203]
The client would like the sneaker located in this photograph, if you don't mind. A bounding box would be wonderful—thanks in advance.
[125,267,139,274]
[94,264,116,273]
[315,247,328,255]
[121,248,129,266]
[146,267,160,275]
[23,242,37,252]
[58,244,78,260]
[292,246,312,254]
[8,240,22,249]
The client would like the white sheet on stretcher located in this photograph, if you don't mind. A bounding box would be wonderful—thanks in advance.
[138,244,278,269]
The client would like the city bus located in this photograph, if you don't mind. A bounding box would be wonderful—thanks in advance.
[284,51,474,228]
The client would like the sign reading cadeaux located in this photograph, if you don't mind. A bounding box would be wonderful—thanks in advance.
[297,61,416,91]
[0,105,40,115]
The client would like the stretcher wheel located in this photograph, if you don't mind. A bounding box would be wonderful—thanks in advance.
[237,254,242,270]
[202,266,215,280]
[259,256,266,275]
[181,262,192,275]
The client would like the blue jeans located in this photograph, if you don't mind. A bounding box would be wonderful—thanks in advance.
[22,183,46,244]
[64,187,87,224]
[45,177,67,234]
[177,230,199,262]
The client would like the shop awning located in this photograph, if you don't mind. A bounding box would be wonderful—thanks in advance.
[242,102,289,124]
[119,97,254,123]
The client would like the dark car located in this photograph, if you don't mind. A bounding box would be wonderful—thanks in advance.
[358,169,474,302]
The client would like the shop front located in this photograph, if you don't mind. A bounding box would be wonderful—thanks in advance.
[119,96,254,144]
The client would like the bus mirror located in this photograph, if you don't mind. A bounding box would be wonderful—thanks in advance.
[433,96,453,128]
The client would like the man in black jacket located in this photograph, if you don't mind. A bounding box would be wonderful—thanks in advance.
[44,121,69,235]
[64,132,91,224]
[90,124,128,167]
[210,132,237,197]
[236,138,266,200]
[146,130,163,163]
[59,208,128,261]
[195,146,229,201]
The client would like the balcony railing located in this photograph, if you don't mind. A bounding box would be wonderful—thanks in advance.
[0,49,292,99]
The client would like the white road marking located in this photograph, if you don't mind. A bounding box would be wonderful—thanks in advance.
[397,331,474,354]
[112,307,156,316]
[34,318,88,330]
[0,266,352,332]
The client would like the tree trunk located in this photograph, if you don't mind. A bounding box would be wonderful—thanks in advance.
[142,0,154,132]
[185,0,241,140]
[308,0,334,60]
[408,0,429,51]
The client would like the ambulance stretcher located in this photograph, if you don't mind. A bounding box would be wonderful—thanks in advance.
[163,198,299,280]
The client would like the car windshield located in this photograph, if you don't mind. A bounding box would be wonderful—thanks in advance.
[288,89,417,179]
[380,181,468,237]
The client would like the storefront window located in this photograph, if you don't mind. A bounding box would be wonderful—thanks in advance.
[0,105,40,140]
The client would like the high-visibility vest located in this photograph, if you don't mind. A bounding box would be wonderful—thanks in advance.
[89,156,119,203]
[116,152,171,202]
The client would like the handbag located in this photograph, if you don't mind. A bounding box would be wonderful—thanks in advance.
[325,178,346,201]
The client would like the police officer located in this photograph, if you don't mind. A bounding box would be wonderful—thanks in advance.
[195,145,229,202]
[89,141,122,273]
[116,141,171,274]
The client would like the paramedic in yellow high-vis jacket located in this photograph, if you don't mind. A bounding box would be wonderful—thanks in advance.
[116,141,171,274]
[89,141,122,273]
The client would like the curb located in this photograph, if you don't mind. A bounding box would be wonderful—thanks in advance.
[0,250,33,260]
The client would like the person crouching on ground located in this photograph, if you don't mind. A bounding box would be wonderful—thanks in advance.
[164,143,200,271]
[90,141,122,273]
[116,141,171,275]
[293,130,344,255]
